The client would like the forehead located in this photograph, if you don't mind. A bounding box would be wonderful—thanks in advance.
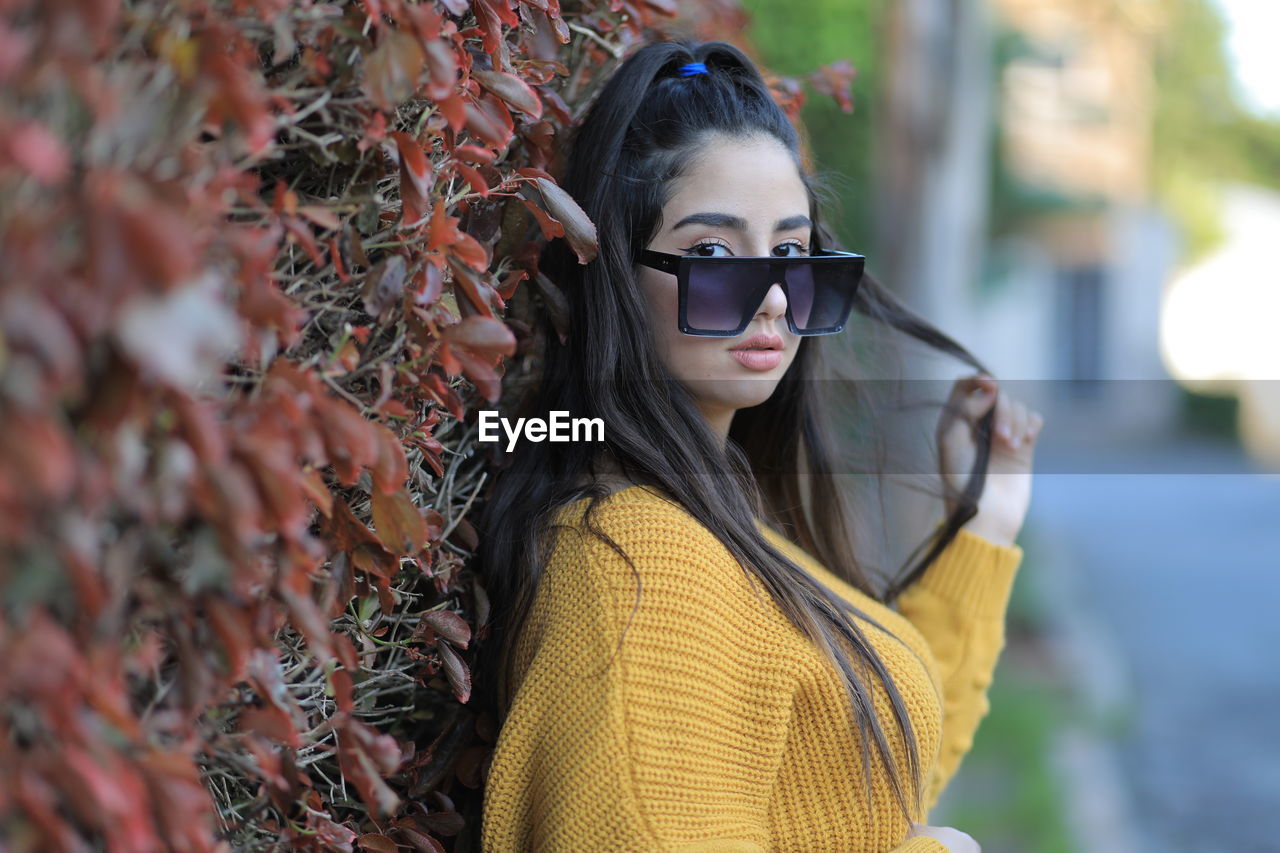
[663,134,809,225]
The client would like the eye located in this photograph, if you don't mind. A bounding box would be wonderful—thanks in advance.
[681,240,731,257]
[773,240,810,257]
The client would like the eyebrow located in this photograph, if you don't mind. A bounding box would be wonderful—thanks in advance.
[671,212,812,233]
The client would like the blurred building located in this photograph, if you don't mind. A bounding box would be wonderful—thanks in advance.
[877,0,1183,451]
[982,0,1179,443]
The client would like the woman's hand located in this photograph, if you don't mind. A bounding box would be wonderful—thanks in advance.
[935,373,1043,547]
[907,821,982,852]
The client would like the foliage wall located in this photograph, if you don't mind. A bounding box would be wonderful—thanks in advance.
[0,0,855,850]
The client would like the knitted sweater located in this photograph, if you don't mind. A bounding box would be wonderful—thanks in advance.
[481,485,1023,852]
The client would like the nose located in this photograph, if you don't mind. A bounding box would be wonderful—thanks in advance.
[755,281,788,321]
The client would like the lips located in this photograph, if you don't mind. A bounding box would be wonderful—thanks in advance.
[730,333,784,352]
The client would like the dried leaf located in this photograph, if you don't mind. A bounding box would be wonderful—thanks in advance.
[363,254,408,322]
[370,487,428,555]
[521,177,597,264]
[420,610,471,649]
[440,315,516,357]
[435,640,471,703]
[472,70,542,120]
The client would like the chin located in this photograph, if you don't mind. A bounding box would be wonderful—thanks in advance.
[709,377,783,410]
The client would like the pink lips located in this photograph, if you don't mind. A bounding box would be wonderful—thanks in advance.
[730,333,785,371]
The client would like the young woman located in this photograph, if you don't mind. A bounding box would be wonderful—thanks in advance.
[473,37,1043,853]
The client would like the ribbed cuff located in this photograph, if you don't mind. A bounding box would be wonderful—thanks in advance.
[914,526,1024,619]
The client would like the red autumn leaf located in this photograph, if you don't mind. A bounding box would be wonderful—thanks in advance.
[423,38,458,101]
[391,131,432,227]
[808,58,857,114]
[370,421,409,494]
[239,704,302,749]
[422,507,445,542]
[449,344,501,403]
[363,29,425,111]
[206,596,253,682]
[517,196,564,241]
[348,719,405,775]
[397,825,447,852]
[471,70,542,120]
[351,542,399,581]
[437,91,467,133]
[337,724,402,816]
[448,259,496,317]
[453,144,495,165]
[358,834,399,853]
[462,93,513,150]
[329,666,354,714]
[450,230,491,272]
[370,487,428,555]
[441,315,516,357]
[295,466,332,512]
[316,397,379,487]
[420,610,471,649]
[453,161,490,197]
[426,201,460,252]
[496,267,528,299]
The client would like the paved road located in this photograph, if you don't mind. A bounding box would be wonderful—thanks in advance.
[1030,437,1280,853]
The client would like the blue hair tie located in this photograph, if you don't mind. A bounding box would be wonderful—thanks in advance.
[678,61,708,77]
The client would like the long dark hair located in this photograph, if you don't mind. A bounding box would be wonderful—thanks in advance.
[471,37,997,821]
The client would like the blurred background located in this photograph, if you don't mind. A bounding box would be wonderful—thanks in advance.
[720,0,1278,850]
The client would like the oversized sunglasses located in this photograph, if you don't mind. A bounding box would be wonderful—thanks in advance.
[634,248,866,337]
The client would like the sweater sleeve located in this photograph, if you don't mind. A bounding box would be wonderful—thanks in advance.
[481,500,952,853]
[894,525,1024,812]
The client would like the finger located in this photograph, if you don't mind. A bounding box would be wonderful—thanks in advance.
[994,391,1013,443]
[956,373,998,421]
[1007,400,1029,449]
[1027,410,1045,441]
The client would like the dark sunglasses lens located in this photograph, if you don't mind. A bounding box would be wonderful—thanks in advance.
[786,260,861,332]
[685,261,760,333]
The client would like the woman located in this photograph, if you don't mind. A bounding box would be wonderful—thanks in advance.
[473,37,1043,853]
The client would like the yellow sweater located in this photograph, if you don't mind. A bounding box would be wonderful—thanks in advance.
[481,485,1023,852]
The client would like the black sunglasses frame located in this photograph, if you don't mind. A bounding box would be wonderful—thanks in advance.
[634,248,866,337]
